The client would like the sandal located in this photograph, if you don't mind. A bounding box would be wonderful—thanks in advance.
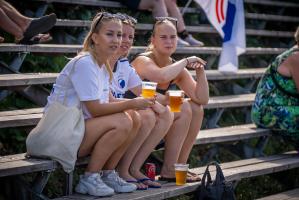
[18,13,56,44]
[186,174,201,182]
[138,178,161,188]
[17,34,52,45]
[187,170,201,182]
[126,180,148,190]
[158,176,176,182]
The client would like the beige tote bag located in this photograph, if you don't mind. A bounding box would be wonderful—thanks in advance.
[26,64,85,173]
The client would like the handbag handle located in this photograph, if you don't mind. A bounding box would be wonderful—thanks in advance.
[199,161,225,200]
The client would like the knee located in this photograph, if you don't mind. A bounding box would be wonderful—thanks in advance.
[141,109,156,128]
[159,106,174,124]
[180,101,192,122]
[114,112,133,134]
[153,0,165,8]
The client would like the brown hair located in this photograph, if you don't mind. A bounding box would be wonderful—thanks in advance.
[295,26,299,44]
[81,12,121,82]
[145,19,177,52]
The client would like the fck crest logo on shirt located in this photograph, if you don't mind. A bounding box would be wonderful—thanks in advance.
[118,79,126,89]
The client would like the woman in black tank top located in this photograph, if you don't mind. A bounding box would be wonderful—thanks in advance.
[131,18,209,182]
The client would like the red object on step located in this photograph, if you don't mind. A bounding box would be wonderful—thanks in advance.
[145,163,156,181]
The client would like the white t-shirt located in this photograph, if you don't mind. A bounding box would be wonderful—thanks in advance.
[45,53,110,119]
[110,58,142,98]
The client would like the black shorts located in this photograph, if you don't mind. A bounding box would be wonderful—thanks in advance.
[120,0,141,10]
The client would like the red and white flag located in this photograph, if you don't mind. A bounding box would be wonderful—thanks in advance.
[194,0,246,71]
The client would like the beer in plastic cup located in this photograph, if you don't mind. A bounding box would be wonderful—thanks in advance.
[174,163,189,185]
[141,81,157,98]
[169,90,184,112]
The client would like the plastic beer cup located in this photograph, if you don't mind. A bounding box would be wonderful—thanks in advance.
[141,81,157,98]
[169,90,184,112]
[174,163,189,185]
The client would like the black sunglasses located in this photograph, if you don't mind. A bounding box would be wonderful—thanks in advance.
[154,17,178,29]
[116,13,137,26]
[94,12,126,30]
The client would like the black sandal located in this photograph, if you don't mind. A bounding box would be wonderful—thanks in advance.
[18,13,56,44]
[158,176,176,182]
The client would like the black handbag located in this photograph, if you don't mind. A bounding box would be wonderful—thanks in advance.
[197,161,236,200]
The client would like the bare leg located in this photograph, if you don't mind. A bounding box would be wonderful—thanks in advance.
[138,0,168,17]
[0,36,4,43]
[160,101,192,178]
[117,109,156,180]
[78,112,133,173]
[164,0,185,32]
[0,1,29,32]
[103,110,141,169]
[0,7,23,39]
[130,107,173,178]
[178,101,204,163]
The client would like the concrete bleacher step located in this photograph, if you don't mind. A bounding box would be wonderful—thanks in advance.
[0,44,286,55]
[36,0,299,9]
[0,68,266,87]
[55,19,294,38]
[0,93,255,128]
[256,188,299,200]
[51,151,299,200]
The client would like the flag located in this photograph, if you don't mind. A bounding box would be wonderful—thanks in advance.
[194,0,246,72]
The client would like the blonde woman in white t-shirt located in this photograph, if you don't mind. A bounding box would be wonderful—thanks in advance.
[46,12,155,197]
[109,14,173,189]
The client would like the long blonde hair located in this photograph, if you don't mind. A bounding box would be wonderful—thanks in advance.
[146,18,178,52]
[81,12,121,82]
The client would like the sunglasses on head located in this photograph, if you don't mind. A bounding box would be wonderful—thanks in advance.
[116,13,137,26]
[152,17,178,32]
[155,17,177,27]
[93,12,126,29]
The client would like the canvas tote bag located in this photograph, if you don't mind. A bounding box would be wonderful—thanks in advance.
[26,64,85,173]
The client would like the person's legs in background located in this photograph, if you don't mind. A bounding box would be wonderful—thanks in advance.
[0,0,55,43]
[164,0,204,46]
[0,3,24,41]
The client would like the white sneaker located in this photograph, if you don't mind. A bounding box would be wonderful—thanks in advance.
[75,173,115,197]
[102,170,137,193]
[177,37,190,47]
[183,34,204,46]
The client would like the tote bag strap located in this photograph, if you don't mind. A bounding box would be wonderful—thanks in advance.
[56,55,87,107]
